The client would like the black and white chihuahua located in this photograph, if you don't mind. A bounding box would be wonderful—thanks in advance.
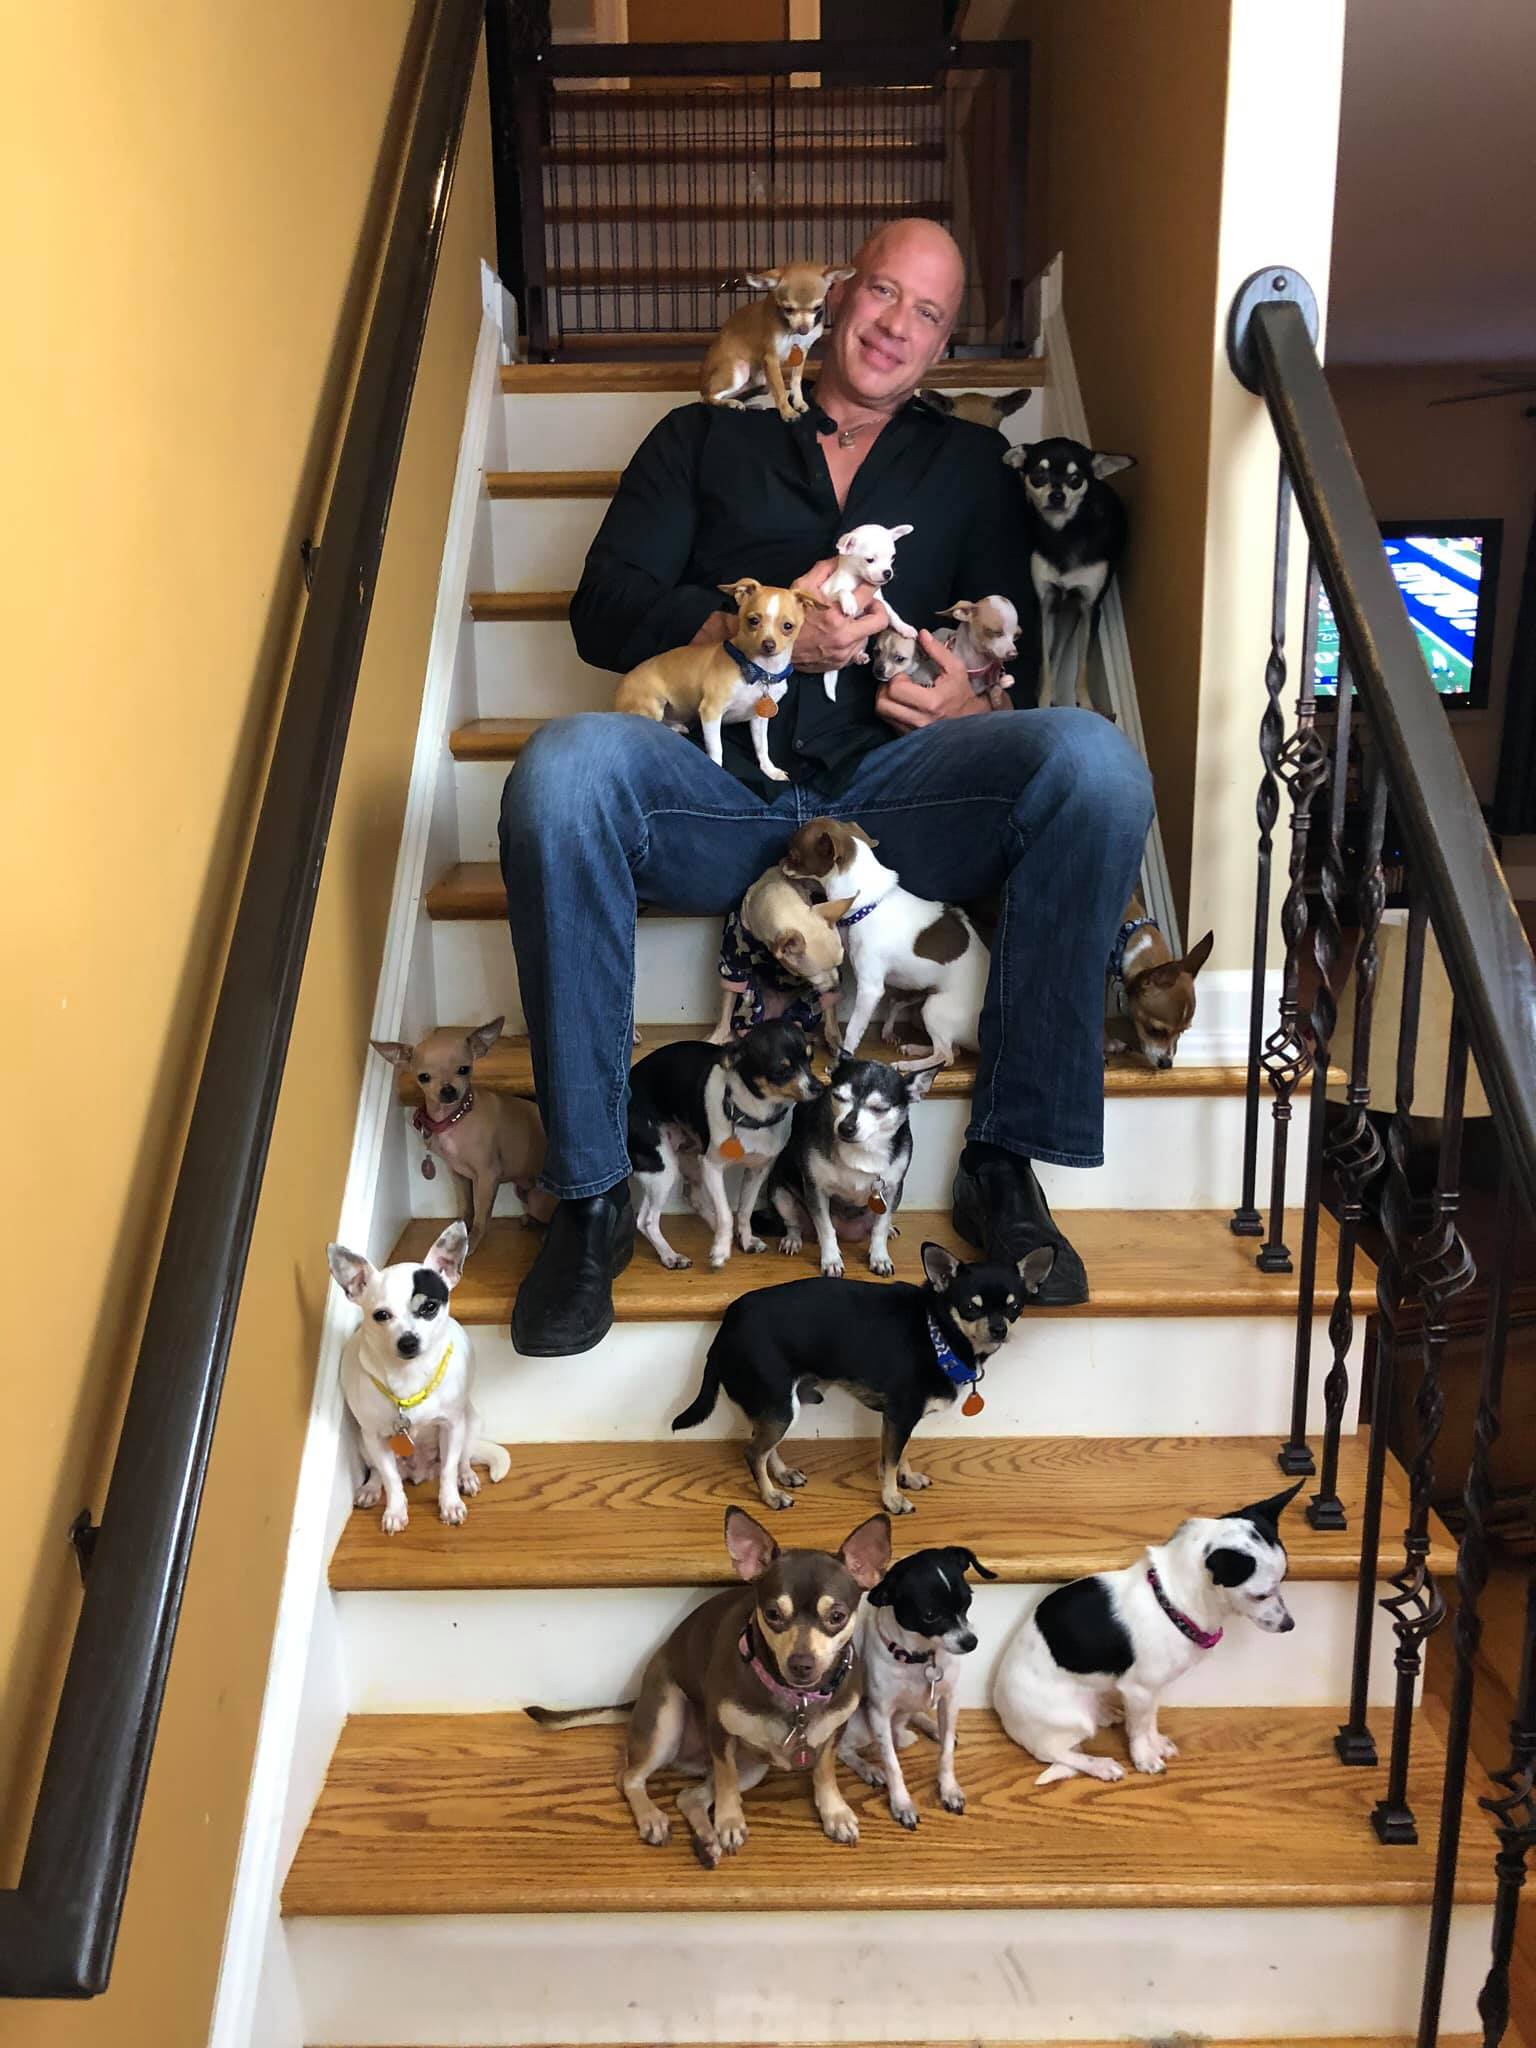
[672,1240,1056,1516]
[1004,436,1135,715]
[840,1544,997,1827]
[763,1055,936,1279]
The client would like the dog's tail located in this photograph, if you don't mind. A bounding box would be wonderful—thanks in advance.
[671,1357,721,1433]
[1033,1762,1080,1787]
[472,1439,511,1483]
[525,1702,633,1731]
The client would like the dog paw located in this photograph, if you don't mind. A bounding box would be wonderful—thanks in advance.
[1082,1755,1125,1782]
[739,1233,767,1255]
[639,1815,671,1847]
[1144,1733,1179,1763]
[779,1467,807,1487]
[691,1834,722,1870]
[900,1468,932,1490]
[458,1468,481,1497]
[762,765,790,783]
[707,1248,731,1271]
[891,1800,920,1831]
[868,1254,895,1277]
[438,1496,468,1527]
[381,1503,408,1535]
[764,1490,796,1511]
[822,1806,860,1846]
[820,1257,845,1279]
[883,1495,916,1516]
[718,1817,749,1854]
[355,1481,383,1510]
[661,1251,693,1271]
[779,1233,803,1257]
[940,1785,966,1815]
[1131,1749,1167,1776]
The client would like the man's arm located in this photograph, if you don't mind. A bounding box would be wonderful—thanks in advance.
[568,407,725,674]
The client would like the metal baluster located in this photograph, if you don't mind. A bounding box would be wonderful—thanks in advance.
[1479,1553,1536,2048]
[1277,568,1336,1473]
[1233,461,1292,1239]
[1418,1170,1518,2048]
[1373,1001,1474,1842]
[1336,888,1427,1766]
[1309,731,1388,1528]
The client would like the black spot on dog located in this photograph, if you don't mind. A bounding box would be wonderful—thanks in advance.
[1034,1576,1134,1676]
[1205,1546,1258,1588]
[411,1268,449,1313]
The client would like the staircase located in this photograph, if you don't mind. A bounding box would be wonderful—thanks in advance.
[275,355,1498,2046]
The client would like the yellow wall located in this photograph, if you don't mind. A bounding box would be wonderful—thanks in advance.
[0,7,495,2042]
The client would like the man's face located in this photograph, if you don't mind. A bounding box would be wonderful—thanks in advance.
[826,234,960,405]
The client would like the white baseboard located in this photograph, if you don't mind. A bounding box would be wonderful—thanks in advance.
[208,308,503,2048]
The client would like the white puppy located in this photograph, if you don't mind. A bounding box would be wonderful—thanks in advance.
[818,522,919,702]
[326,1220,509,1535]
[992,1481,1301,1784]
[782,815,988,1073]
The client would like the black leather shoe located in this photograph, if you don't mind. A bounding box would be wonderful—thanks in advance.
[511,1182,636,1357]
[951,1145,1089,1306]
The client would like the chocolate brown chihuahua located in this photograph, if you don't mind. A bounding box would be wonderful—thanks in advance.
[529,1507,891,1867]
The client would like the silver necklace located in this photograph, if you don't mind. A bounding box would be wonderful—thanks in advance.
[833,418,879,449]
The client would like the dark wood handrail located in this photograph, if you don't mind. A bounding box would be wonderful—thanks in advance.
[1248,297,1536,1216]
[0,0,483,1997]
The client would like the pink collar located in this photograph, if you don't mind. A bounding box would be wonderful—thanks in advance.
[413,1089,475,1138]
[1146,1564,1223,1649]
[737,1626,853,1710]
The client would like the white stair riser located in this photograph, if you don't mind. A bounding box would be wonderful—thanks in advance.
[432,913,720,1034]
[490,496,609,591]
[287,1901,1493,2045]
[337,1578,1394,1714]
[501,390,682,467]
[451,1315,1361,1444]
[472,621,614,716]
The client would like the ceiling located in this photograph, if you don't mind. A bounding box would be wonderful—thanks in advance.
[1329,0,1536,365]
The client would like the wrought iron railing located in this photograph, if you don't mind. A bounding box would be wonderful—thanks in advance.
[1226,267,1536,2046]
[487,34,1031,359]
[0,0,484,1998]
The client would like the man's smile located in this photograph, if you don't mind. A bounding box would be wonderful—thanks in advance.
[857,330,906,373]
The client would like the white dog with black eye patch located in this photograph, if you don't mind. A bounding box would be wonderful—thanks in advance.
[992,1481,1301,1784]
[326,1220,509,1535]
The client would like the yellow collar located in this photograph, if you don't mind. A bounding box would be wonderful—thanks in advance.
[366,1339,453,1412]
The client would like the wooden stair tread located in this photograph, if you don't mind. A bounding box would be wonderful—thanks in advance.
[328,1433,1444,1592]
[469,591,570,622]
[281,1706,1493,1917]
[501,357,1046,395]
[394,1024,1289,1105]
[448,717,544,760]
[390,1209,1373,1324]
[486,470,621,499]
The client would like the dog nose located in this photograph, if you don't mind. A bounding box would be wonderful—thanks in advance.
[837,1115,859,1141]
[956,1631,977,1654]
[1278,1613,1295,1633]
[396,1333,421,1359]
[761,638,776,654]
[988,1318,1009,1343]
[1155,1054,1172,1071]
[786,1653,818,1684]
[439,1083,458,1102]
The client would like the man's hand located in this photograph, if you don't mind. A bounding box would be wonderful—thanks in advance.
[788,556,889,673]
[876,629,988,731]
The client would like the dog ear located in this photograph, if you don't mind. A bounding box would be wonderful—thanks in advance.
[370,1039,414,1067]
[1002,442,1029,470]
[326,1243,375,1303]
[422,1220,469,1289]
[937,601,974,623]
[866,1574,894,1607]
[835,532,859,555]
[772,929,807,963]
[790,585,829,610]
[920,1241,961,1291]
[1092,451,1137,479]
[887,524,914,541]
[996,388,1033,419]
[1017,1244,1058,1293]
[466,1017,504,1060]
[948,1546,999,1582]
[718,577,761,606]
[724,1505,780,1581]
[823,265,856,286]
[839,1512,893,1590]
[904,1065,940,1102]
[846,821,879,848]
[1232,1478,1305,1546]
[815,895,856,925]
[920,387,957,415]
[1180,930,1215,979]
[744,269,781,292]
[1205,1545,1257,1588]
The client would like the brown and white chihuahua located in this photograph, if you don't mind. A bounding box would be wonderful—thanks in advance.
[372,1020,556,1252]
[614,578,825,782]
[1104,897,1215,1069]
[529,1506,892,1866]
[701,262,854,424]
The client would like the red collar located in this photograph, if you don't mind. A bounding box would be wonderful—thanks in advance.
[413,1088,475,1138]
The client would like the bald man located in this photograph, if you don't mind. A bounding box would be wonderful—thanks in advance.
[501,218,1153,1356]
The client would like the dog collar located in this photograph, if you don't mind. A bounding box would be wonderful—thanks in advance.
[725,1092,791,1133]
[722,638,790,691]
[879,1630,938,1670]
[927,1312,980,1389]
[739,1624,854,1766]
[364,1339,453,1416]
[836,885,895,929]
[1108,915,1159,986]
[1146,1563,1223,1649]
[413,1090,475,1139]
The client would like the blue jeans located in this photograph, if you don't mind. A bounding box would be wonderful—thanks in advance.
[499,710,1154,1198]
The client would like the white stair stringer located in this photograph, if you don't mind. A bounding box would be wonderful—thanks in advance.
[285,1900,1494,2048]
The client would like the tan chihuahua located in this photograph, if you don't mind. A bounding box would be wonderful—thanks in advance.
[919,386,1034,434]
[373,1019,556,1251]
[710,866,851,1045]
[701,262,854,423]
[1104,898,1215,1069]
[614,578,825,783]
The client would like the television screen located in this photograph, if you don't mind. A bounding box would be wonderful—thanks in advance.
[1313,519,1502,709]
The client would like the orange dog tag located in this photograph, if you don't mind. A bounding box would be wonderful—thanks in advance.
[755,695,778,718]
[786,344,805,368]
[868,1192,887,1214]
[962,1391,985,1418]
[721,1135,746,1161]
[387,1430,415,1460]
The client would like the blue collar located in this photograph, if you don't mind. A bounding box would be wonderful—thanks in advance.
[723,639,789,691]
[836,884,894,930]
[927,1312,979,1387]
[1108,914,1159,983]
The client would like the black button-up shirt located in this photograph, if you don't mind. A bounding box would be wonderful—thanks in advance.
[569,396,1039,797]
